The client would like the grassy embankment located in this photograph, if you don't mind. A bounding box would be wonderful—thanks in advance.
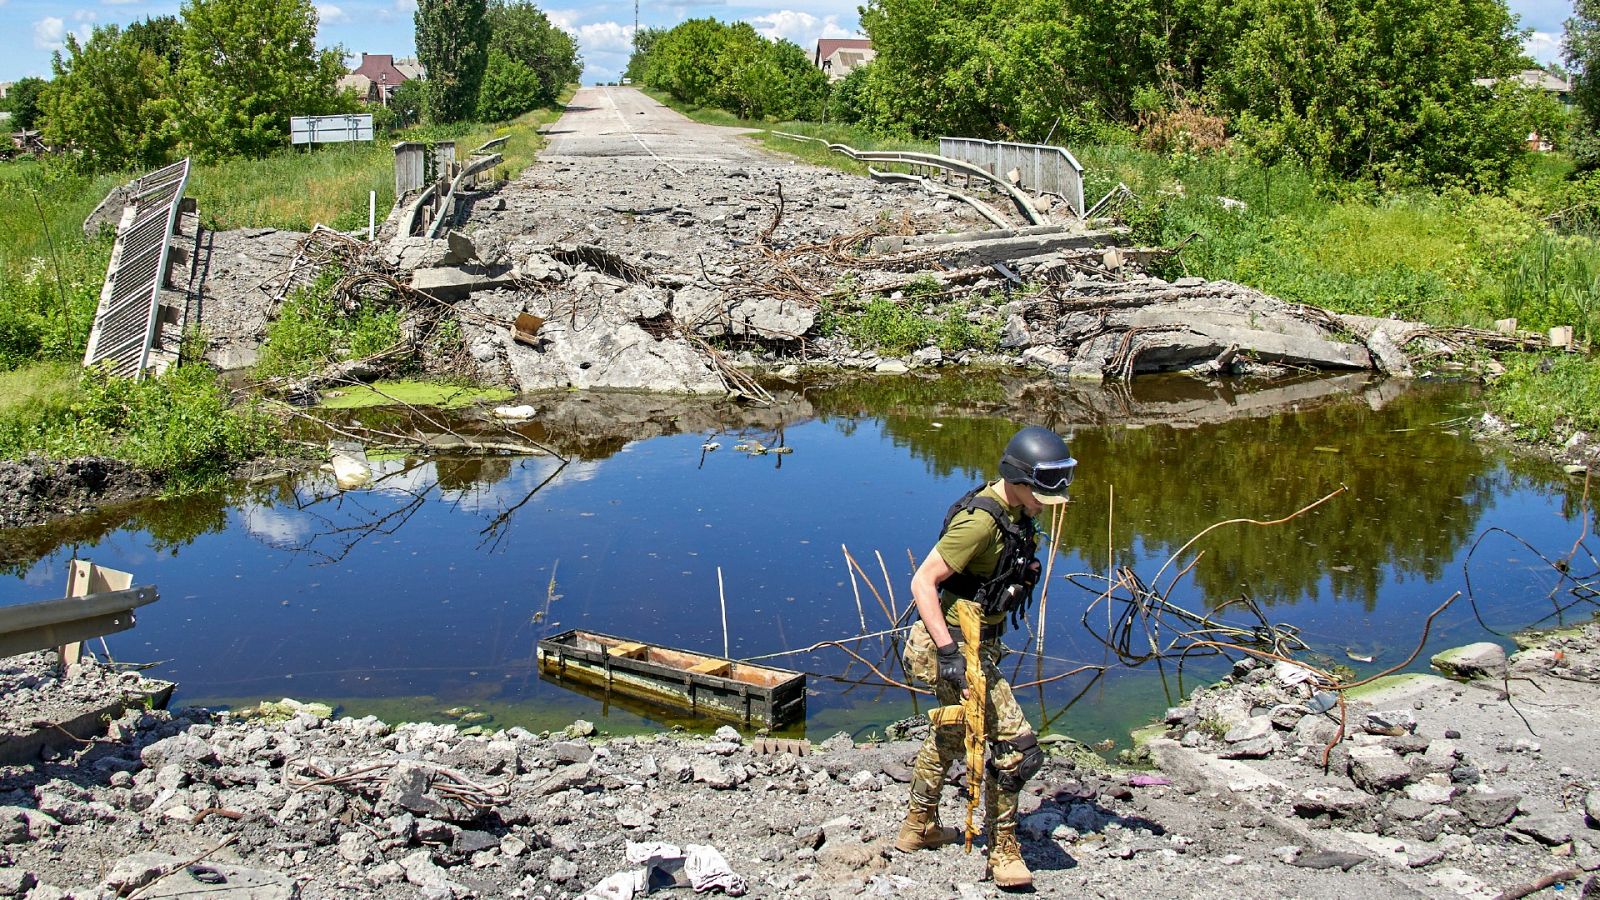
[653,91,1600,444]
[0,95,570,489]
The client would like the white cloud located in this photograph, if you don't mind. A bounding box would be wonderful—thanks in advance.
[242,504,311,547]
[317,3,348,24]
[72,8,98,23]
[394,0,417,12]
[547,9,579,32]
[746,10,857,48]
[577,21,633,55]
[1524,30,1563,66]
[33,16,65,50]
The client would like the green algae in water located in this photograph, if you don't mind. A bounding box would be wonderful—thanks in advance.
[317,380,514,410]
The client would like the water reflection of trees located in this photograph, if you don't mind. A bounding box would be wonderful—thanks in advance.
[811,376,1580,611]
[0,492,232,578]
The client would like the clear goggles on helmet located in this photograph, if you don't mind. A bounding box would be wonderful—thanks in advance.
[1005,454,1077,495]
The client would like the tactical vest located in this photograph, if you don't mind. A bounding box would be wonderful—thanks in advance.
[937,486,1042,632]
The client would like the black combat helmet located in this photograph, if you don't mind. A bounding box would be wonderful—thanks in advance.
[999,426,1076,497]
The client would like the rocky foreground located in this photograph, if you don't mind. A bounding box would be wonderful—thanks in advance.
[2,619,1599,899]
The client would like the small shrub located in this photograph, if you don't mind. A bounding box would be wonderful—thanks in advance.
[254,267,403,378]
[0,362,279,489]
[844,298,933,355]
[1138,101,1229,157]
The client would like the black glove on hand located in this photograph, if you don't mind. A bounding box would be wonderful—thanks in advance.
[935,642,966,692]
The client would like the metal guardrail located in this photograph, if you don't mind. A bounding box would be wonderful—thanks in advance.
[83,158,191,380]
[0,586,159,660]
[426,153,504,238]
[938,137,1085,218]
[393,141,459,198]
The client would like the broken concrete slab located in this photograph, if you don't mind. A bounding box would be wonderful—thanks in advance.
[101,853,297,898]
[410,264,519,300]
[1429,642,1508,680]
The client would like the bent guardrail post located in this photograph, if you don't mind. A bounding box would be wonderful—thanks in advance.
[0,585,160,661]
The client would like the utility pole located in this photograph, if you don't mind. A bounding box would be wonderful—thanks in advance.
[634,0,639,43]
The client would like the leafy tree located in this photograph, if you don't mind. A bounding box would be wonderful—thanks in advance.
[6,77,47,132]
[388,78,425,129]
[415,0,490,124]
[476,50,541,121]
[41,27,175,170]
[125,15,185,74]
[485,0,579,106]
[1215,0,1525,187]
[624,27,664,84]
[1567,0,1600,168]
[171,0,348,160]
[631,18,826,120]
[827,64,871,125]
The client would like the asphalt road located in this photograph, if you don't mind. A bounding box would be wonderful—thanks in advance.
[540,86,772,171]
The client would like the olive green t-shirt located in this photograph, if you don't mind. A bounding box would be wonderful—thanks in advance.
[933,483,1032,627]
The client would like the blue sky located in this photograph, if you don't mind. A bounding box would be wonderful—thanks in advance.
[0,0,1577,86]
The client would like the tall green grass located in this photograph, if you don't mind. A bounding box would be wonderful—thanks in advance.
[0,90,575,373]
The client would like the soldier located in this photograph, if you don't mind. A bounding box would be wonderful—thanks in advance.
[895,425,1076,890]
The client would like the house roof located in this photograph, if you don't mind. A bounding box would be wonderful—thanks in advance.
[815,38,872,64]
[337,73,374,94]
[1473,69,1571,93]
[352,53,408,86]
[394,57,425,80]
[1515,69,1571,92]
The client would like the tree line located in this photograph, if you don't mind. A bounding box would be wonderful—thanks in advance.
[625,20,828,122]
[14,0,577,172]
[630,0,1567,190]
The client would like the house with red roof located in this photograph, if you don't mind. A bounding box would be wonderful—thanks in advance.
[813,39,875,82]
[338,53,420,105]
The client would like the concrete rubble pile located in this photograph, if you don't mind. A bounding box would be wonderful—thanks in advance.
[1,656,1193,899]
[180,144,1539,399]
[1143,618,1600,897]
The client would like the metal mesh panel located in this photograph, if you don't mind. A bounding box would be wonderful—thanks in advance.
[83,158,191,380]
[938,137,1086,218]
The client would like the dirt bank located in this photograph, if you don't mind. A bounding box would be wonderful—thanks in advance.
[0,457,159,532]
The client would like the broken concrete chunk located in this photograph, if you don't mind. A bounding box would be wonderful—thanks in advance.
[536,763,593,795]
[411,264,519,299]
[1292,789,1375,820]
[0,869,37,897]
[1224,716,1272,743]
[1511,814,1578,846]
[1362,710,1417,737]
[1348,745,1412,793]
[1429,642,1507,680]
[1452,791,1521,827]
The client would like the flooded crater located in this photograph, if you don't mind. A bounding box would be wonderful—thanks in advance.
[1,372,1592,745]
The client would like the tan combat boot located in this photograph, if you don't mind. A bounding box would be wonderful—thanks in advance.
[894,803,961,852]
[986,827,1033,890]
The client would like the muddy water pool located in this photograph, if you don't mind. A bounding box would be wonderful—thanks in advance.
[1,372,1593,745]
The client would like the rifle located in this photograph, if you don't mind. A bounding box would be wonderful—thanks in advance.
[956,600,986,850]
[927,601,988,852]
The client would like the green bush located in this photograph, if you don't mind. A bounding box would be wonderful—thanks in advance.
[1488,353,1600,440]
[254,267,403,378]
[0,363,279,489]
[845,298,934,355]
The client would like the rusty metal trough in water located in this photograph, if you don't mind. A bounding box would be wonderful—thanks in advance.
[536,629,807,728]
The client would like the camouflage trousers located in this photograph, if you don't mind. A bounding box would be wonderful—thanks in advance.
[903,612,1034,835]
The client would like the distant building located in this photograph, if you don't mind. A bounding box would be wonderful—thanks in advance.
[0,82,12,100]
[1473,68,1573,104]
[340,53,422,105]
[813,38,874,82]
[394,57,425,82]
